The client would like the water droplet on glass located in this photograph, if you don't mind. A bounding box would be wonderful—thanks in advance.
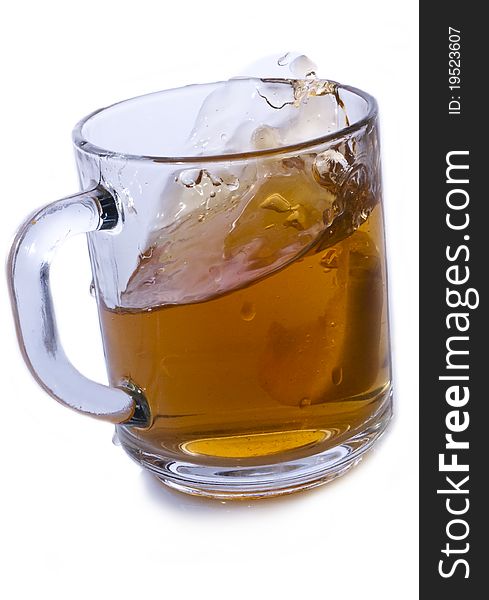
[177,169,204,188]
[89,280,95,297]
[112,431,121,446]
[300,397,311,408]
[332,366,343,386]
[277,52,291,66]
[207,171,223,186]
[240,301,256,321]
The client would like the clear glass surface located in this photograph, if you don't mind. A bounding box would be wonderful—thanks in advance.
[10,78,392,497]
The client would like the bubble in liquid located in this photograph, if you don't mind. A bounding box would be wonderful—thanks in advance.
[332,366,343,386]
[300,397,311,408]
[240,301,256,321]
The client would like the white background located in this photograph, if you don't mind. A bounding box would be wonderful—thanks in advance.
[0,1,419,598]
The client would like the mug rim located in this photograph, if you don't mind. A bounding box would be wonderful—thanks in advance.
[72,79,378,164]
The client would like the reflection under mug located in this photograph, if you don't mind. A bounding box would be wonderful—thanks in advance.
[8,78,392,498]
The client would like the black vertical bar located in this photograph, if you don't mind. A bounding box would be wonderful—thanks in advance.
[420,4,486,597]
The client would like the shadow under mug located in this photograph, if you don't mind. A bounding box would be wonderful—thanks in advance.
[8,78,392,498]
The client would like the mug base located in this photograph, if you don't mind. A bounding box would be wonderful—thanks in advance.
[118,387,392,499]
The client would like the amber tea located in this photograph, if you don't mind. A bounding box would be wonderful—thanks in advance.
[10,67,392,497]
[100,165,391,463]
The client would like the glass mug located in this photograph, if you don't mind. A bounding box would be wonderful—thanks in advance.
[8,78,392,498]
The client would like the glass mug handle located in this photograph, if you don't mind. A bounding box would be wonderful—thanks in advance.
[8,187,148,425]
